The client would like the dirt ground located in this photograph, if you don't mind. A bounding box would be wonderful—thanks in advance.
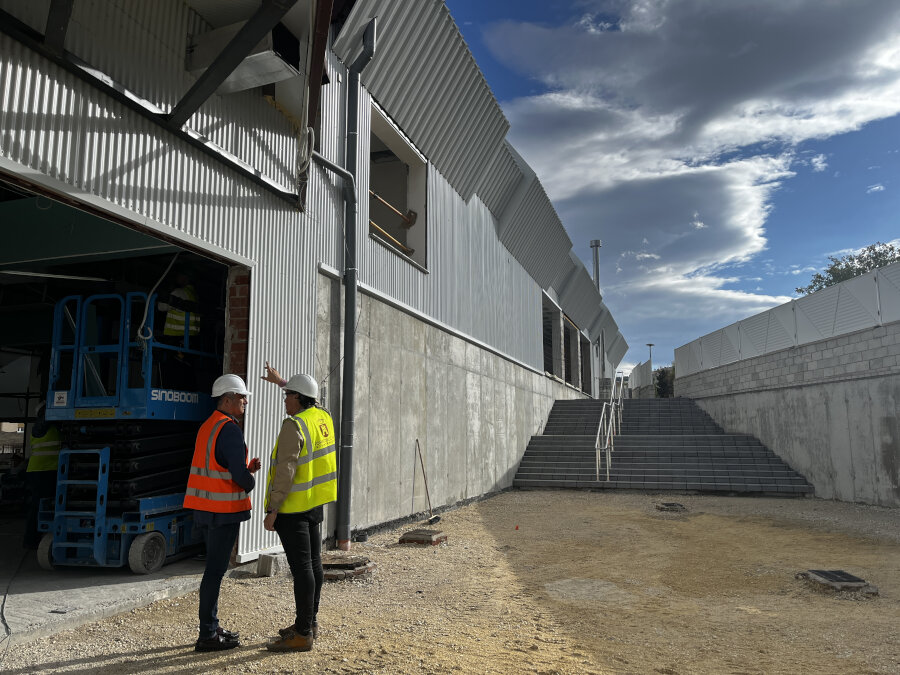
[3,490,900,674]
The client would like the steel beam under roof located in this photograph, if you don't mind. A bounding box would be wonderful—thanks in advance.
[168,0,299,128]
[43,0,73,53]
[0,7,300,204]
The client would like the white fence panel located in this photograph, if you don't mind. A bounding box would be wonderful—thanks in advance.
[879,264,900,324]
[767,303,796,352]
[675,260,900,378]
[722,322,741,364]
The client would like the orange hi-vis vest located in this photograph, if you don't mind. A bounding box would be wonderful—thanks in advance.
[184,411,252,513]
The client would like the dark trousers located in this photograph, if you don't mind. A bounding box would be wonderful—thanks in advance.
[274,512,323,634]
[197,522,240,638]
[24,471,56,548]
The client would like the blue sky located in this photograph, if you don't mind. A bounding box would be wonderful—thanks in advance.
[445,0,900,371]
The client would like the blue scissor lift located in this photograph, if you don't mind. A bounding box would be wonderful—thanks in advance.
[38,292,219,573]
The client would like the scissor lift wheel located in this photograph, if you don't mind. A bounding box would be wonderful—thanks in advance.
[128,531,167,574]
[37,533,56,571]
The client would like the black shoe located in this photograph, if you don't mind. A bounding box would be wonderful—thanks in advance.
[195,634,240,652]
[216,626,240,640]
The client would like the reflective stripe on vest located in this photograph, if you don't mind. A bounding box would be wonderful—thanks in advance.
[27,427,61,473]
[265,407,337,514]
[163,285,200,336]
[183,412,251,513]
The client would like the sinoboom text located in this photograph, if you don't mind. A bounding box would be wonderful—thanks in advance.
[150,389,200,404]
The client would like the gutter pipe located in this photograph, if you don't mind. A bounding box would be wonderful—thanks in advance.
[312,18,376,551]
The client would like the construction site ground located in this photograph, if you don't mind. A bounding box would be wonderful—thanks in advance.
[2,489,899,674]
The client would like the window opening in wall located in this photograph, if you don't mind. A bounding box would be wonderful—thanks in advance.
[580,334,592,394]
[369,104,427,268]
[563,322,574,385]
[542,312,553,374]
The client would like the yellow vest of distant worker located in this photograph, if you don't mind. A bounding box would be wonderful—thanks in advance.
[163,284,200,337]
[27,425,61,473]
[266,406,337,513]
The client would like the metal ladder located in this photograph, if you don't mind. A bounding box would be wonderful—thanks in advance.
[52,447,111,566]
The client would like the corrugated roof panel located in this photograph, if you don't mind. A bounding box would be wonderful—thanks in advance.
[608,333,628,367]
[333,0,508,201]
[500,178,572,289]
[559,266,603,331]
[477,142,523,219]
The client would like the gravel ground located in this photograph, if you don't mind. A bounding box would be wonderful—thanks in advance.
[2,490,899,674]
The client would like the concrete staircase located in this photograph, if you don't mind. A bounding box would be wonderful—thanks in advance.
[513,398,814,495]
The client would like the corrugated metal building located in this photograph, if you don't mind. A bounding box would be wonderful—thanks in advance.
[0,0,627,561]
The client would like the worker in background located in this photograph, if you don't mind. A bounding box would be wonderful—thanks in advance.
[23,402,60,549]
[260,362,336,652]
[184,374,261,652]
[158,269,201,391]
[162,269,201,346]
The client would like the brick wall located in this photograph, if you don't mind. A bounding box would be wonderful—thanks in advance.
[676,320,900,506]
[223,266,250,380]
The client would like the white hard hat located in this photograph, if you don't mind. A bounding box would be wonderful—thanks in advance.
[284,373,318,400]
[212,374,251,398]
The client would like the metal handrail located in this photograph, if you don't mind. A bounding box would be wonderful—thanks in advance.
[595,371,626,481]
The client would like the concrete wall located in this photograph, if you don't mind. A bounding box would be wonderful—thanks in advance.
[317,274,586,531]
[676,320,900,507]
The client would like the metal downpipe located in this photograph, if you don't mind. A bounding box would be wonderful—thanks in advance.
[336,18,376,550]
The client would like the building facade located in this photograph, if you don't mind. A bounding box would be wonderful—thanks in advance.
[0,0,627,559]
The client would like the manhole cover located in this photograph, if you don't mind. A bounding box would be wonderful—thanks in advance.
[322,553,375,581]
[656,502,687,512]
[797,569,878,594]
[399,528,447,546]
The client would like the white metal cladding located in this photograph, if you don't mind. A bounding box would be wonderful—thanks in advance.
[477,141,523,219]
[332,0,508,202]
[674,261,900,378]
[0,7,326,558]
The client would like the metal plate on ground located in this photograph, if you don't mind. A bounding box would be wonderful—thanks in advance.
[322,553,375,581]
[399,529,447,545]
[797,569,878,594]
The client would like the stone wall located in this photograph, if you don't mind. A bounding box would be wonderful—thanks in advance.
[676,320,900,507]
[316,274,587,531]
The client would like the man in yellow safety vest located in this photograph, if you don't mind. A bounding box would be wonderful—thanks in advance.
[24,403,61,549]
[260,364,336,652]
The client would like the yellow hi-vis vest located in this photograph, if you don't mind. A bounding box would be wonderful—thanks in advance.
[27,425,61,473]
[163,284,200,337]
[265,406,337,514]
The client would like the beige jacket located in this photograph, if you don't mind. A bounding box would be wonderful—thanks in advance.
[266,417,303,513]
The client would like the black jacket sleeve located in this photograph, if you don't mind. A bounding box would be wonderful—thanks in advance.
[214,422,255,493]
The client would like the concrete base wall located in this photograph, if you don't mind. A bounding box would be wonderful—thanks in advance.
[317,275,587,531]
[676,321,900,507]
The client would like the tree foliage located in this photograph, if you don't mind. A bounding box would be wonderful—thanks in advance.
[795,242,900,295]
[654,366,674,398]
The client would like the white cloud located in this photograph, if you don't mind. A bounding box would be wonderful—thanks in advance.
[810,154,828,172]
[866,183,885,193]
[480,0,900,366]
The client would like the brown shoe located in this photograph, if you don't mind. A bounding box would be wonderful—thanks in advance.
[279,621,317,639]
[267,629,313,652]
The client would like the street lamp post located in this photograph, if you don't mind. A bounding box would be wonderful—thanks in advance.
[646,343,654,368]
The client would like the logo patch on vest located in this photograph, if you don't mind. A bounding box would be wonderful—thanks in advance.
[319,423,329,437]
